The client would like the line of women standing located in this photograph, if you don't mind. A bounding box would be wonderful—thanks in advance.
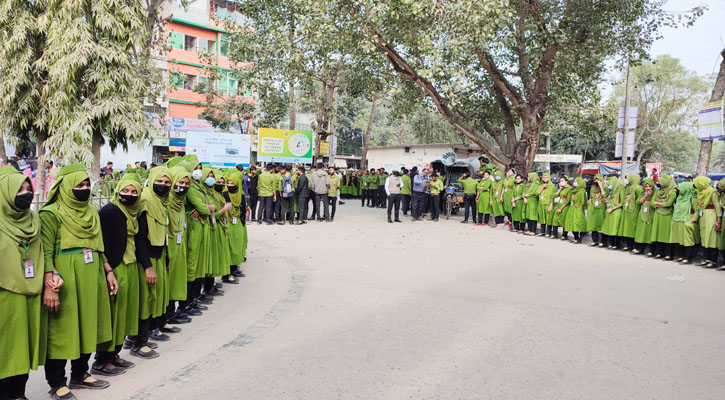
[0,156,249,400]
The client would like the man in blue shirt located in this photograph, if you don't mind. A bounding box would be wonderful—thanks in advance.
[411,167,429,221]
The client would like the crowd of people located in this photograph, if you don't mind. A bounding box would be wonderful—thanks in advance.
[0,154,249,400]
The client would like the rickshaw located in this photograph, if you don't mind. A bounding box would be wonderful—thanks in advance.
[430,157,480,219]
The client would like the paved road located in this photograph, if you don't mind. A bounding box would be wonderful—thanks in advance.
[26,203,725,399]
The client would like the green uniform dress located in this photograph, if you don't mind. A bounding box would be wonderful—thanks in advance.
[0,168,46,381]
[511,182,526,223]
[694,176,721,249]
[634,179,655,245]
[524,173,539,222]
[225,171,248,265]
[477,179,492,214]
[203,168,231,278]
[600,178,624,237]
[167,166,190,301]
[502,176,515,214]
[552,185,571,228]
[40,164,112,360]
[537,175,556,226]
[669,182,697,246]
[492,172,505,217]
[618,174,643,239]
[564,178,587,233]
[718,179,725,251]
[649,175,677,244]
[184,172,211,281]
[586,174,607,232]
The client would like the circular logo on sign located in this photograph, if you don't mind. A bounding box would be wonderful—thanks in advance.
[288,134,310,157]
[284,130,291,137]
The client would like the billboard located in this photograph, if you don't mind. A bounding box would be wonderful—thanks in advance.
[698,100,724,140]
[185,131,251,168]
[257,128,314,163]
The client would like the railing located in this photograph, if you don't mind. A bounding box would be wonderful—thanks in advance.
[32,178,120,211]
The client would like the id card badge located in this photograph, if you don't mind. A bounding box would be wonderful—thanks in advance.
[211,215,216,225]
[625,202,629,208]
[540,195,544,200]
[24,261,34,278]
[233,217,238,225]
[594,201,599,207]
[699,210,703,217]
[570,201,574,206]
[643,206,648,213]
[83,248,94,264]
[184,220,187,229]
[176,232,182,244]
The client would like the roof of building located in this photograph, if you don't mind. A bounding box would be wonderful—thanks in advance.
[368,143,479,150]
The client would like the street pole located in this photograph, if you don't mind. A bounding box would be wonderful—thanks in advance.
[621,60,633,180]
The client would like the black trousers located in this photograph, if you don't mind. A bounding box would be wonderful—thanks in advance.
[430,195,441,220]
[369,188,377,207]
[422,193,430,215]
[257,196,273,223]
[277,197,294,223]
[495,216,504,224]
[329,196,337,219]
[298,196,309,221]
[45,354,91,389]
[401,194,411,215]
[248,194,258,220]
[133,318,150,348]
[0,373,29,399]
[361,189,367,206]
[95,344,123,365]
[463,194,477,222]
[527,219,537,232]
[387,194,401,220]
[477,213,490,224]
[315,193,330,220]
[411,191,425,219]
[378,187,387,207]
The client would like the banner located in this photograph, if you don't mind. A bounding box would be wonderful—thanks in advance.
[185,131,251,167]
[645,163,662,175]
[599,162,639,176]
[319,140,330,155]
[257,128,314,163]
[698,100,724,140]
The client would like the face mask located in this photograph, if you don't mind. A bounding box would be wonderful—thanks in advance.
[14,192,33,210]
[173,185,188,195]
[495,176,501,181]
[573,182,578,187]
[608,185,613,190]
[656,184,662,190]
[73,188,91,202]
[214,183,224,192]
[227,185,239,193]
[204,177,216,187]
[119,194,138,206]
[153,183,170,197]
[191,169,203,180]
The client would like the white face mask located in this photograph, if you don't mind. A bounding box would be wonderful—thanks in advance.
[191,169,203,180]
[573,182,578,187]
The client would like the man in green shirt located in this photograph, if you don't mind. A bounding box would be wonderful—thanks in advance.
[428,173,445,221]
[256,166,276,224]
[367,169,378,208]
[328,167,341,221]
[400,168,412,216]
[459,171,479,223]
[360,170,369,207]
[378,168,389,208]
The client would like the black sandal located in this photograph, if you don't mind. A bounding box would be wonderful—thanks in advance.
[111,358,135,369]
[91,363,126,376]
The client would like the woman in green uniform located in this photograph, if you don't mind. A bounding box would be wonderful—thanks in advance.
[501,168,515,228]
[206,168,232,290]
[718,179,725,269]
[93,173,144,375]
[491,170,505,226]
[551,176,571,239]
[135,167,171,351]
[618,174,643,251]
[0,167,46,400]
[649,175,677,258]
[510,173,526,232]
[633,179,655,255]
[564,177,588,243]
[587,174,607,246]
[537,173,556,236]
[523,172,539,235]
[41,164,115,398]
[669,182,699,263]
[600,176,624,249]
[223,171,248,282]
[476,170,492,225]
[163,165,191,327]
[694,176,721,268]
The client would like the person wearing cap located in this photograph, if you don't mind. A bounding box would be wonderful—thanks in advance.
[459,171,479,224]
[0,166,46,400]
[40,164,115,399]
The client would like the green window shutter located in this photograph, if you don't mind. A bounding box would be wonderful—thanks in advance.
[169,32,184,50]
[245,85,253,97]
[170,72,184,88]
[229,78,238,95]
[218,77,228,94]
[219,33,228,57]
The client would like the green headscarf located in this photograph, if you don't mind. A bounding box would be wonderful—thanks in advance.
[654,175,676,212]
[639,179,655,223]
[526,172,540,196]
[590,174,604,198]
[606,176,624,202]
[672,182,695,222]
[0,168,44,295]
[207,168,227,207]
[168,166,190,235]
[694,176,716,208]
[718,178,725,192]
[111,173,144,236]
[225,170,243,208]
[42,164,104,251]
[623,173,641,213]
[140,166,171,246]
[166,156,182,168]
[572,177,586,195]
[177,160,194,173]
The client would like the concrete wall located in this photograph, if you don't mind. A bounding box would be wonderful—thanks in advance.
[366,145,478,170]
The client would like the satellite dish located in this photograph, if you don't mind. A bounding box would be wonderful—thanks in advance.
[468,157,481,171]
[441,152,456,166]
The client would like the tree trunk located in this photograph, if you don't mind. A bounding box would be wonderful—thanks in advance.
[91,130,103,180]
[0,133,6,164]
[288,83,296,130]
[696,49,725,176]
[35,130,48,204]
[361,96,378,170]
[509,115,540,172]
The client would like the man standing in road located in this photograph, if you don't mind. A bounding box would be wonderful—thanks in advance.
[459,172,479,223]
[428,173,444,221]
[411,167,429,221]
[400,168,411,216]
[277,165,295,225]
[328,167,341,221]
[385,170,404,223]
[256,166,276,224]
[246,166,258,221]
[310,162,331,221]
[295,166,310,224]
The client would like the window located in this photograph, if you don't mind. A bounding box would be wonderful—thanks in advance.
[184,35,197,52]
[183,74,196,90]
[170,72,184,89]
[198,38,217,55]
[169,32,184,50]
[196,76,209,90]
[219,33,228,57]
[219,76,238,95]
[404,147,410,153]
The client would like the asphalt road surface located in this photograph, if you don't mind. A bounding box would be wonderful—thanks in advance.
[26,203,725,399]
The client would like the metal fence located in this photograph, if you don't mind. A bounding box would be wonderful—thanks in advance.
[32,178,120,211]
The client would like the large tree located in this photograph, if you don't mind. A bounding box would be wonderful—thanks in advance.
[310,0,704,170]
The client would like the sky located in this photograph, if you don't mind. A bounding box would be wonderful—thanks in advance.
[649,0,725,77]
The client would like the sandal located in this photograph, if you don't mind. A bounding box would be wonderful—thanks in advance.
[91,363,126,377]
[130,346,160,359]
[111,358,135,369]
